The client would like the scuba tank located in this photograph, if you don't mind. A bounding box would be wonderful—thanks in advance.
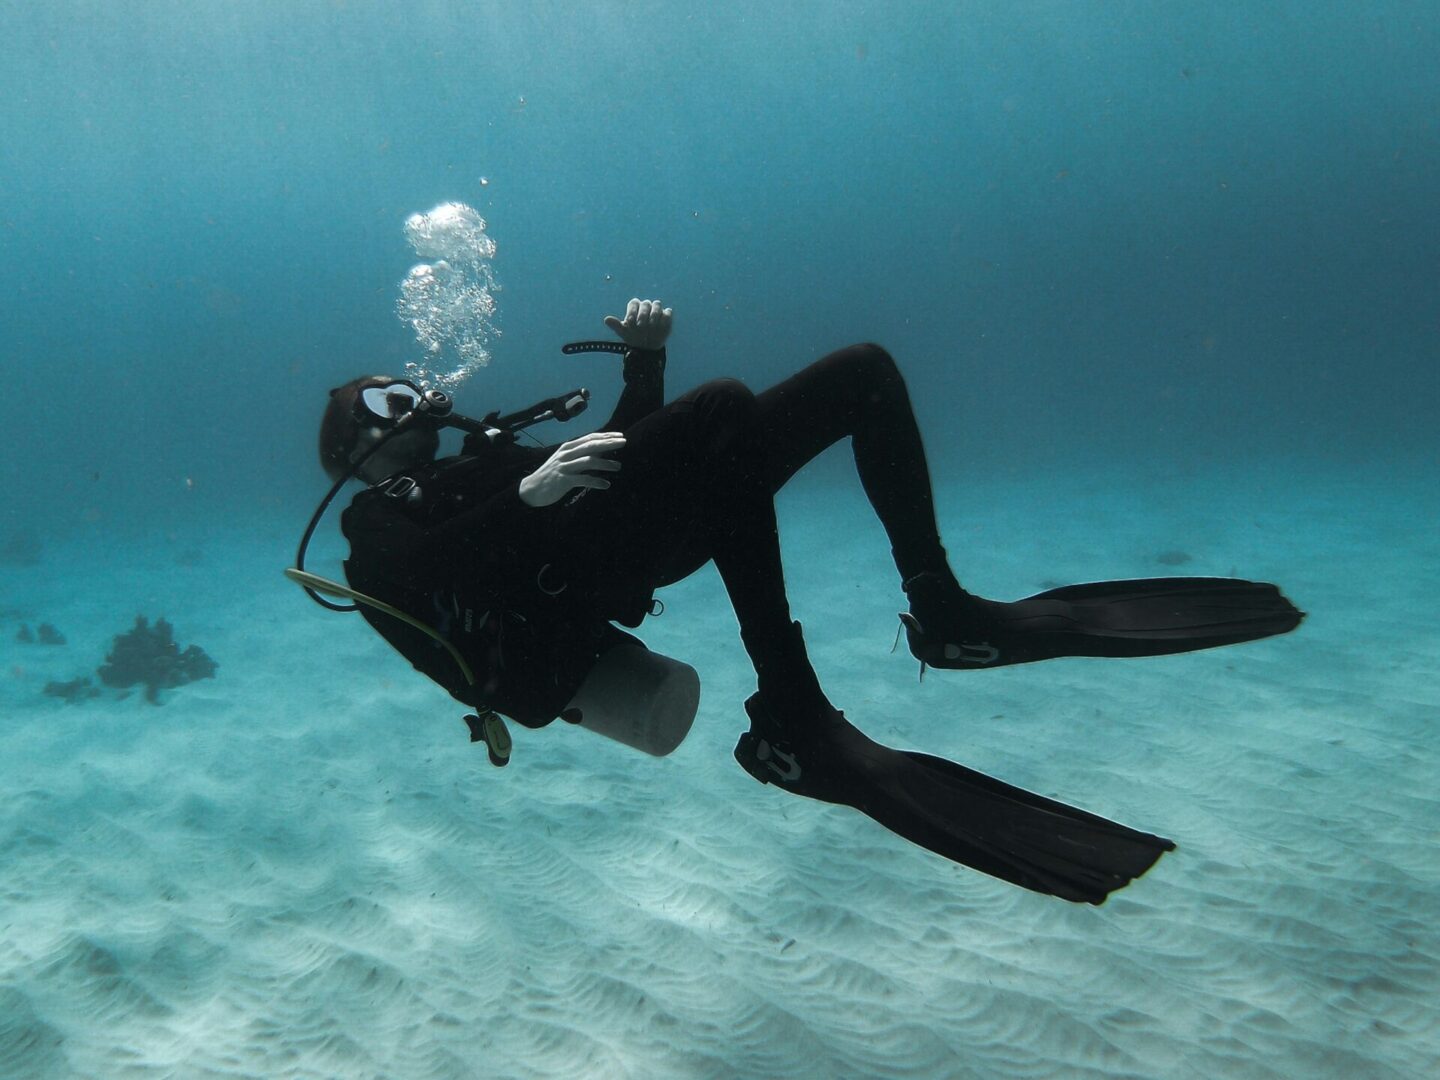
[562,644,699,756]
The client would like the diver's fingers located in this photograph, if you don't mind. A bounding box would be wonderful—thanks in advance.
[553,433,625,462]
[582,432,626,453]
[561,431,625,450]
[624,297,641,325]
[564,452,622,472]
[643,301,668,332]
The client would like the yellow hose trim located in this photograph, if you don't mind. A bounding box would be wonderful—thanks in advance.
[284,568,476,687]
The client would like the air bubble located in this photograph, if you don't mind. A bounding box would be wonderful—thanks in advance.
[396,202,501,391]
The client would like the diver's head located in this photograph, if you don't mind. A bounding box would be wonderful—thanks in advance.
[319,376,441,485]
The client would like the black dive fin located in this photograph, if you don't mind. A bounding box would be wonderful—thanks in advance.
[735,694,1174,904]
[900,575,1304,671]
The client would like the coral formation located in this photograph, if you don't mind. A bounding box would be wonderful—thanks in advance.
[97,616,218,704]
[16,623,65,645]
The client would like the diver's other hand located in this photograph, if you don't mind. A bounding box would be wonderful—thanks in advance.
[518,432,625,508]
[604,297,673,351]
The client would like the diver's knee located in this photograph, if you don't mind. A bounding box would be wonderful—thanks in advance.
[816,342,898,383]
[692,379,757,457]
[706,377,756,403]
[849,342,898,376]
[696,378,757,418]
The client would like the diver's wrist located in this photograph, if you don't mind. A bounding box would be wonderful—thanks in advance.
[623,346,665,381]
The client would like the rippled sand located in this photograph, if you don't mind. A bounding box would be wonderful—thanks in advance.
[2,462,1436,1078]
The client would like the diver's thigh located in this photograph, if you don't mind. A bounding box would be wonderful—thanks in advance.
[550,400,708,576]
[753,345,876,494]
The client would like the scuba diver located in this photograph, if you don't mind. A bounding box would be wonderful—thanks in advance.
[295,298,1303,905]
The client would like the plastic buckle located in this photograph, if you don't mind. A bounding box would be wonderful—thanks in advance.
[381,475,417,499]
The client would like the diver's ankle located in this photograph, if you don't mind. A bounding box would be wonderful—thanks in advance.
[902,569,971,609]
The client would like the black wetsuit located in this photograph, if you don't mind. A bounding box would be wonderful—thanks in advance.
[341,343,950,727]
[338,343,1224,903]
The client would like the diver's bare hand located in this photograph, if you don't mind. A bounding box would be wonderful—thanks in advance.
[603,298,673,351]
[518,432,625,508]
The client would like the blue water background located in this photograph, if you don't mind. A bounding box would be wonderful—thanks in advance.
[4,0,1435,538]
[2,2,1438,1077]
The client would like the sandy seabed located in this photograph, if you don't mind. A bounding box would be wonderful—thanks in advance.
[2,458,1436,1079]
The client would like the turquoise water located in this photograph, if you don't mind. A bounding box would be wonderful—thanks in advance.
[3,3,1436,1077]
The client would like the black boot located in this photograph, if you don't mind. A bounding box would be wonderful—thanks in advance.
[733,689,861,806]
[738,620,832,724]
[733,621,853,801]
[897,570,1012,673]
